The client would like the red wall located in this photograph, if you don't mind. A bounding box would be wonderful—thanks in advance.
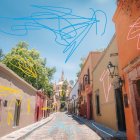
[35,91,45,122]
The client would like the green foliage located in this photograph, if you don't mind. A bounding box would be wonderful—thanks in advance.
[2,41,55,97]
[61,80,68,100]
[60,80,68,109]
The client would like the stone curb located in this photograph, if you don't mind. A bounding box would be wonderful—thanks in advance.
[72,114,127,140]
[0,113,55,140]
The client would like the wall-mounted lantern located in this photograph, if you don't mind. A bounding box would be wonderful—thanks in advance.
[107,61,125,88]
[107,61,118,78]
[118,77,124,87]
[84,74,88,83]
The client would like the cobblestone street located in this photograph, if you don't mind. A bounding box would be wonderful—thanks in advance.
[24,112,102,140]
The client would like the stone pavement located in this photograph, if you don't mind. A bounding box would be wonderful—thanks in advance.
[24,112,102,140]
[73,114,127,140]
[0,113,54,140]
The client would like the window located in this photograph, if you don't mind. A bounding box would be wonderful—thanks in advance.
[83,77,85,90]
[136,79,140,96]
[0,99,1,108]
[95,90,101,115]
[87,68,90,84]
[3,100,8,107]
[84,75,88,85]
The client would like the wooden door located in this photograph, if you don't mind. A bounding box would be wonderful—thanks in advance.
[14,99,21,126]
[132,79,140,133]
[115,88,126,131]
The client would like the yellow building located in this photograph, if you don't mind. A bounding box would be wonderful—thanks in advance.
[92,35,126,131]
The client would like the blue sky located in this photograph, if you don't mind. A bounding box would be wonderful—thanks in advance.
[0,0,116,83]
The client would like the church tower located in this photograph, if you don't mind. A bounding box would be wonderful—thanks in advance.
[61,70,64,81]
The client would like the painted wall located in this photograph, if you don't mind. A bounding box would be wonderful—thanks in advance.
[35,91,46,121]
[0,64,36,137]
[113,1,140,140]
[78,52,102,118]
[93,36,119,131]
[69,82,79,100]
[69,82,79,114]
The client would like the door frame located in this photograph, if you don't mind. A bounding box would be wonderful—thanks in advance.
[14,99,21,126]
[87,93,93,119]
[129,78,140,139]
[123,58,140,139]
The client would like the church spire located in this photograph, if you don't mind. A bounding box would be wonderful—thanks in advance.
[61,70,64,81]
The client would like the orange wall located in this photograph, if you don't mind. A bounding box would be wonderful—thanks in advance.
[113,2,140,69]
[113,2,140,140]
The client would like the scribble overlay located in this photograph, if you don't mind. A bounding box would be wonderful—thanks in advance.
[0,6,107,62]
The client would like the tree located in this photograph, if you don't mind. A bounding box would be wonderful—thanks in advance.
[0,49,4,61]
[60,80,68,109]
[2,41,55,97]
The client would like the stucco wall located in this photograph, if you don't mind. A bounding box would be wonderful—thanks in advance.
[93,36,119,131]
[0,64,36,137]
[78,52,102,103]
[113,2,140,140]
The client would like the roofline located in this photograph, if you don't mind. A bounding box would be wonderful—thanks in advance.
[92,34,116,74]
[69,81,79,99]
[0,63,37,93]
[113,1,122,23]
[69,80,79,94]
[78,51,102,81]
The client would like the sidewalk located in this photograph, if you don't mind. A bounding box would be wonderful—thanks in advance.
[73,114,127,140]
[0,113,55,140]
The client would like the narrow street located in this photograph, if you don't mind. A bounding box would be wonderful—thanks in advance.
[24,112,102,140]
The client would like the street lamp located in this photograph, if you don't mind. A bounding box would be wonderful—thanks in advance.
[107,61,125,88]
[107,61,118,78]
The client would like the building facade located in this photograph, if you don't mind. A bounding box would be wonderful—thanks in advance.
[92,35,126,131]
[53,71,72,111]
[78,52,102,119]
[35,91,46,122]
[68,82,79,115]
[113,1,140,139]
[0,63,36,137]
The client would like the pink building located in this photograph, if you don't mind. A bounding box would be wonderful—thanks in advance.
[0,63,37,137]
